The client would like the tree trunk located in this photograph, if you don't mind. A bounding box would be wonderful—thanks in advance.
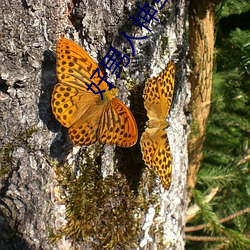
[0,0,189,249]
[187,0,220,203]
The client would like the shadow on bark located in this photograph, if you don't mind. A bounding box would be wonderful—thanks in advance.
[39,50,73,161]
[117,82,147,191]
[0,210,33,250]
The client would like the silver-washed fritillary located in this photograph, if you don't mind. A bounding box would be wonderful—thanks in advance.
[51,38,138,147]
[140,60,175,189]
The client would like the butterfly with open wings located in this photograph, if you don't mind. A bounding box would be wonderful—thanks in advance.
[51,38,138,147]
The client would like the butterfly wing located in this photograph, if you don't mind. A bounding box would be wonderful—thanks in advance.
[140,128,172,190]
[56,38,107,90]
[98,98,138,147]
[68,101,105,145]
[51,38,108,138]
[52,83,101,128]
[52,38,107,128]
[143,60,175,120]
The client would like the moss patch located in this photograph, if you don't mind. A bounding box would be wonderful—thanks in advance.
[51,152,154,249]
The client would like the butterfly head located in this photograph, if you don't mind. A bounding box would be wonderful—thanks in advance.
[103,87,119,101]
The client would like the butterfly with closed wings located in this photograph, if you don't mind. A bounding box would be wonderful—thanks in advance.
[140,60,175,189]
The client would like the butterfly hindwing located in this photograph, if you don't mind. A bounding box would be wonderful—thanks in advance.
[141,128,172,190]
[98,98,138,147]
[52,82,102,128]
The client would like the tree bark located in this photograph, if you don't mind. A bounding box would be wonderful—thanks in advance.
[0,0,189,249]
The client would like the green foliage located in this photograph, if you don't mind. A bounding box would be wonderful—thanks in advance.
[192,189,224,233]
[187,1,250,249]
[197,165,239,188]
[218,0,250,17]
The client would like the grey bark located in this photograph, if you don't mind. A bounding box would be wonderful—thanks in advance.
[0,0,189,249]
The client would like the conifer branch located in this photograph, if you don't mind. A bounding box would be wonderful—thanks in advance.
[186,187,219,222]
[236,149,250,168]
[186,206,250,232]
[185,235,227,242]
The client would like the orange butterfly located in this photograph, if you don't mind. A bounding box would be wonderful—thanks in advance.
[140,61,175,189]
[51,38,138,147]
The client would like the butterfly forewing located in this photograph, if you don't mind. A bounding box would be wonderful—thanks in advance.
[56,38,107,90]
[143,60,175,120]
[157,60,175,117]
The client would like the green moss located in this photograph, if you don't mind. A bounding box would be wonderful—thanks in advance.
[117,75,138,92]
[51,150,156,248]
[0,144,13,178]
[25,126,38,138]
[161,36,169,56]
[119,71,127,81]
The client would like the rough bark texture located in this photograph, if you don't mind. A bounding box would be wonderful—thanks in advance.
[187,0,219,203]
[0,0,189,249]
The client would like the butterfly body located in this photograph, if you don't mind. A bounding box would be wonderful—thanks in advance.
[140,61,175,190]
[52,38,138,147]
[147,117,169,130]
